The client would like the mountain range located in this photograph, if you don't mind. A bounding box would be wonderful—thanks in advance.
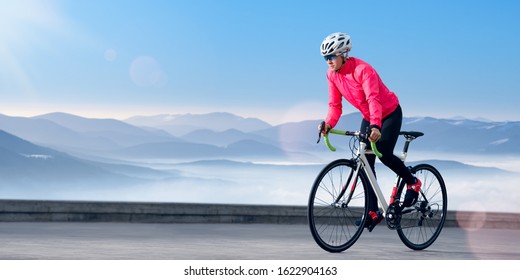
[0,130,144,186]
[2,111,518,158]
[0,111,518,199]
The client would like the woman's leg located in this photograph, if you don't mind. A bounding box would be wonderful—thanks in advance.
[374,105,416,184]
[360,121,379,213]
[360,105,416,212]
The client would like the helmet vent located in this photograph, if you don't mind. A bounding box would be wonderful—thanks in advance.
[320,32,352,56]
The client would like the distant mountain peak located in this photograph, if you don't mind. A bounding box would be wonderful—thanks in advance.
[125,112,272,135]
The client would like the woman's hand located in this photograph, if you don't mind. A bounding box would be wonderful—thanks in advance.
[369,127,381,142]
[319,122,332,135]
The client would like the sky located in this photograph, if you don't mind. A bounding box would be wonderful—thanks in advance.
[0,0,519,125]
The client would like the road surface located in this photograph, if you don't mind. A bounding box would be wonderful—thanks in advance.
[0,222,518,260]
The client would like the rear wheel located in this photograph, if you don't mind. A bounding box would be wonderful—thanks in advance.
[307,159,369,252]
[396,164,447,250]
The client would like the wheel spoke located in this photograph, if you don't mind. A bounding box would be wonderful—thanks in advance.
[308,160,367,252]
[396,164,447,250]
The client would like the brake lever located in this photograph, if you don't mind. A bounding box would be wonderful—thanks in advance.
[317,121,325,143]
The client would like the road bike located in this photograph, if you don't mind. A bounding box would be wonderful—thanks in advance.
[307,126,447,252]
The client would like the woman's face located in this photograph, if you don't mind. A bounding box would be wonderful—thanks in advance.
[325,54,343,71]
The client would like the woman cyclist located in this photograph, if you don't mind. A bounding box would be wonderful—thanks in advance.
[318,32,422,231]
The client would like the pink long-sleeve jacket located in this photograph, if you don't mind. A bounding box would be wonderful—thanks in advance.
[325,57,399,129]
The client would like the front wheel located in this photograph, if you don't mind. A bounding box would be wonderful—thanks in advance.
[307,159,369,253]
[396,164,447,250]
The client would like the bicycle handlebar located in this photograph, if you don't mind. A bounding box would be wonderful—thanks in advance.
[323,129,383,158]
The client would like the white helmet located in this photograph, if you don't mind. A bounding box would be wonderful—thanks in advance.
[320,32,352,56]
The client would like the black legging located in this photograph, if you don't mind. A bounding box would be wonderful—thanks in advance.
[360,105,416,212]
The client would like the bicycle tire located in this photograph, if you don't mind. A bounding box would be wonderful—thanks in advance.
[396,163,447,250]
[307,159,369,253]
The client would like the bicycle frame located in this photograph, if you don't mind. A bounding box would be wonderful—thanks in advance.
[324,129,411,217]
[353,141,391,215]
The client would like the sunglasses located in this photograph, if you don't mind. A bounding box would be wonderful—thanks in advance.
[323,54,339,61]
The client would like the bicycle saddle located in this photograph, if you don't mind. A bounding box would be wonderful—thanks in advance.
[399,131,424,139]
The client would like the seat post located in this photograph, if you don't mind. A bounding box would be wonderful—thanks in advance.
[402,138,412,154]
[399,131,424,162]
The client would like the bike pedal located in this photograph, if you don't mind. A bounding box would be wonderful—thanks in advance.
[367,213,383,232]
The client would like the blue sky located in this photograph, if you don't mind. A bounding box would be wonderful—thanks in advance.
[1,0,519,124]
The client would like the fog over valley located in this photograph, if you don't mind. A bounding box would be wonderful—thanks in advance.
[0,112,518,213]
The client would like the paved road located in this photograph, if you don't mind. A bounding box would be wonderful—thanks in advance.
[0,222,518,260]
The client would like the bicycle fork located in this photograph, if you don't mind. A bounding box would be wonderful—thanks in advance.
[333,163,359,208]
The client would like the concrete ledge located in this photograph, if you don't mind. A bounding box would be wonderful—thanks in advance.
[0,199,518,229]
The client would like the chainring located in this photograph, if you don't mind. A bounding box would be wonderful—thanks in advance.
[385,202,402,229]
